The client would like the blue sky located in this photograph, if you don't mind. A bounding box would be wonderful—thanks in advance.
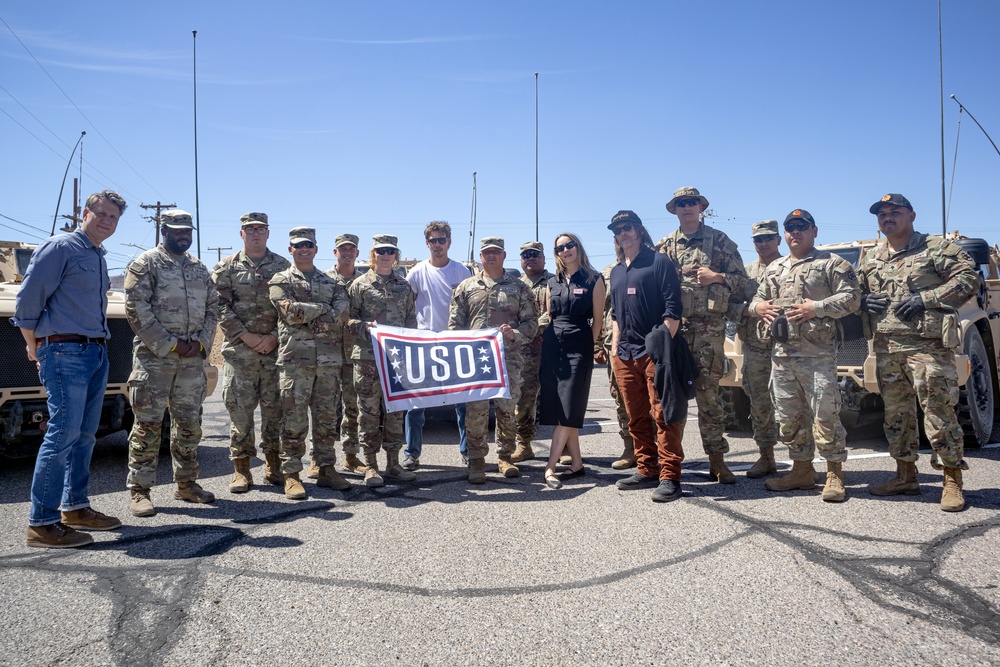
[2,1,999,273]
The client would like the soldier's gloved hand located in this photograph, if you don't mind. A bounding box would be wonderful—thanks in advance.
[894,293,925,322]
[770,313,789,343]
[859,293,890,315]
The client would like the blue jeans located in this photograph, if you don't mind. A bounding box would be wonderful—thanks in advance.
[29,341,109,526]
[404,404,467,459]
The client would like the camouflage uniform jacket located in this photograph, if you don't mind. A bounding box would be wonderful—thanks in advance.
[732,257,780,353]
[125,245,218,358]
[600,262,616,352]
[750,248,861,358]
[657,223,748,321]
[449,270,538,346]
[212,249,290,354]
[520,269,554,351]
[347,269,417,361]
[268,266,349,369]
[858,233,978,354]
[326,266,365,360]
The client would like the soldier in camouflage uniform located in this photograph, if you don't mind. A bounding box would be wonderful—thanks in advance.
[858,193,978,512]
[268,227,351,499]
[449,237,538,483]
[749,209,861,502]
[729,220,782,478]
[511,240,553,462]
[124,210,218,517]
[347,234,418,488]
[596,261,636,470]
[212,212,290,494]
[658,187,748,484]
[305,233,366,479]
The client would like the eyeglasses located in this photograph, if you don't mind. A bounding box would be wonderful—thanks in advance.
[426,237,449,245]
[784,221,812,232]
[675,198,701,208]
[374,247,397,255]
[613,223,634,236]
[554,240,578,254]
[291,241,315,249]
[753,234,779,243]
[243,226,268,236]
[520,250,542,259]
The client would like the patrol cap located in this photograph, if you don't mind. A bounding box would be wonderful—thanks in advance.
[666,186,710,214]
[289,227,316,244]
[520,241,544,253]
[480,237,505,251]
[869,193,914,215]
[161,209,195,229]
[783,209,816,228]
[335,233,359,248]
[372,234,398,250]
[240,211,268,226]
[751,220,779,238]
[608,210,643,231]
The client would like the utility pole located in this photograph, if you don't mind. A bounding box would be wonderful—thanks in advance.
[140,201,176,247]
[208,246,232,264]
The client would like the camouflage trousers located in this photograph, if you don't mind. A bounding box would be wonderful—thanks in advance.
[877,347,964,467]
[355,359,404,455]
[279,364,341,474]
[607,359,634,453]
[742,344,777,450]
[771,355,847,462]
[515,345,542,444]
[336,362,360,456]
[126,352,207,490]
[466,359,522,460]
[680,318,729,455]
[221,347,281,460]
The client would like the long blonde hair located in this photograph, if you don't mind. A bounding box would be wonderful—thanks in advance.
[553,232,598,283]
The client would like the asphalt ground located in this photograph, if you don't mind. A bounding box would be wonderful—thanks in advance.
[1,370,999,667]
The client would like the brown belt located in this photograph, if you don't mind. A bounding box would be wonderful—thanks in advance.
[40,334,106,345]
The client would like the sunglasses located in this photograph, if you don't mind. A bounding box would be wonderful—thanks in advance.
[554,240,578,254]
[613,223,635,236]
[753,234,779,243]
[784,221,812,232]
[675,198,701,208]
[291,241,315,249]
[520,250,542,259]
[426,237,449,245]
[374,247,397,255]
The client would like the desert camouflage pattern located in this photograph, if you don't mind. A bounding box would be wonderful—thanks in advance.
[515,269,554,444]
[600,263,633,450]
[354,360,404,454]
[734,257,778,449]
[771,355,847,462]
[347,269,417,360]
[326,265,365,454]
[278,363,342,473]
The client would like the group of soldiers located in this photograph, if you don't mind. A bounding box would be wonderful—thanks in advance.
[119,186,976,517]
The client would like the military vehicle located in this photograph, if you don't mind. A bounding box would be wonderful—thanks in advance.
[721,234,999,447]
[0,240,218,458]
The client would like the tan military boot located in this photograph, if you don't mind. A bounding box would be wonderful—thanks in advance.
[468,457,487,484]
[316,465,352,490]
[558,453,573,466]
[497,456,521,478]
[341,453,367,476]
[175,481,216,504]
[263,451,284,486]
[940,467,965,512]
[384,450,416,482]
[708,453,737,484]
[364,453,384,488]
[746,446,777,479]
[509,440,535,463]
[821,461,846,502]
[284,472,307,500]
[611,444,637,470]
[306,459,320,480]
[229,457,253,494]
[869,460,920,496]
[765,460,817,492]
[130,488,155,517]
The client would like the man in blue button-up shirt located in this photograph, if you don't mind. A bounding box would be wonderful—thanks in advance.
[13,190,127,548]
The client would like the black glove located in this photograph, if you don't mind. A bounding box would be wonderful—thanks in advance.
[770,313,789,343]
[859,292,890,315]
[894,292,925,322]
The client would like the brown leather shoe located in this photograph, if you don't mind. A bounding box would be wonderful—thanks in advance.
[61,507,122,531]
[26,522,94,549]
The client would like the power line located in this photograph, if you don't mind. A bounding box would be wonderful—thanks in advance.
[0,212,50,237]
[0,104,65,160]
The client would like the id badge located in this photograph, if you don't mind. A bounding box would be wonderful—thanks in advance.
[627,287,637,295]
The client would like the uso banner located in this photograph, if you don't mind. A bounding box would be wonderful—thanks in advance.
[369,324,511,412]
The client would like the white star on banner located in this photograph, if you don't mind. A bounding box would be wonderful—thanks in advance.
[393,373,402,384]
[391,359,401,369]
[481,364,492,374]
[478,346,489,355]
[389,346,401,356]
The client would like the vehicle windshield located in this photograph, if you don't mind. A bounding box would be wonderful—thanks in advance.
[15,248,33,276]
[828,247,861,269]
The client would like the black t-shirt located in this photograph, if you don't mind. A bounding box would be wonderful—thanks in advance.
[610,246,682,359]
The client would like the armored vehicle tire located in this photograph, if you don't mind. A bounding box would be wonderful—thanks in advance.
[958,327,997,448]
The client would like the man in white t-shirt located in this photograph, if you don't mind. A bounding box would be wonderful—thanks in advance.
[402,221,473,470]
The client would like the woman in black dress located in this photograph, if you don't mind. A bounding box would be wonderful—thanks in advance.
[538,233,606,489]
